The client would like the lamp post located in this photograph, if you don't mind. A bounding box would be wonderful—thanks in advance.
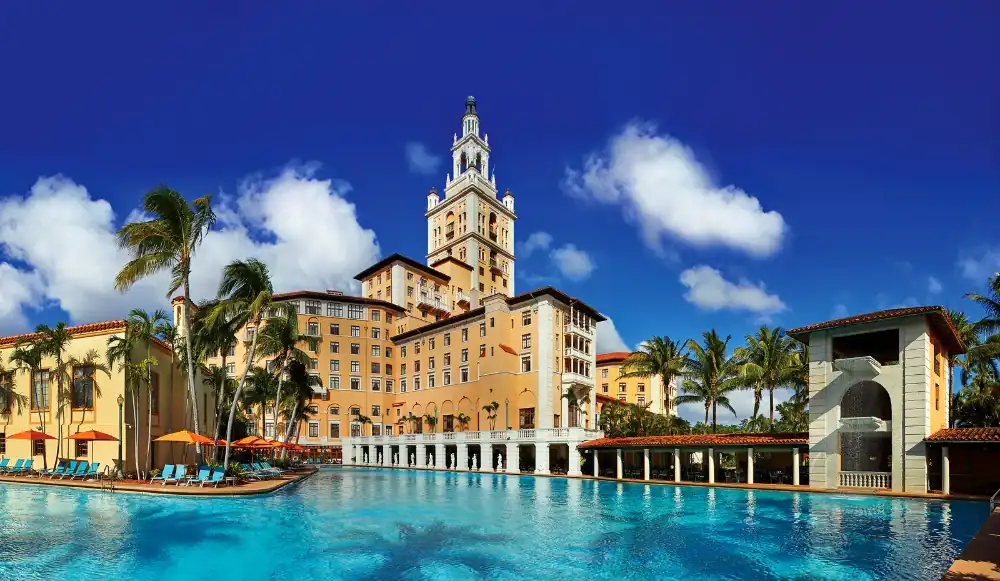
[117,394,124,475]
[505,398,509,430]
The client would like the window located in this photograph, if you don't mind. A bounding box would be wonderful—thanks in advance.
[522,334,531,349]
[601,368,608,379]
[401,346,407,358]
[72,365,95,409]
[350,361,360,373]
[443,370,452,385]
[415,361,421,373]
[415,343,421,354]
[34,439,45,456]
[333,303,344,317]
[461,348,468,363]
[372,310,380,322]
[490,317,495,328]
[348,305,364,320]
[226,362,235,375]
[602,383,609,393]
[935,384,940,410]
[264,423,275,438]
[329,422,341,438]
[414,377,421,391]
[372,345,381,357]
[385,379,394,393]
[407,286,414,297]
[331,342,340,354]
[309,359,318,370]
[522,311,531,326]
[638,383,645,392]
[351,326,360,337]
[400,379,407,393]
[428,357,435,370]
[150,372,160,415]
[461,367,469,382]
[407,272,413,280]
[401,363,407,375]
[618,395,627,402]
[480,323,486,337]
[329,375,340,389]
[386,364,393,376]
[479,344,486,357]
[224,345,235,357]
[462,328,468,342]
[521,356,531,373]
[330,360,340,372]
[72,439,88,457]
[372,327,381,340]
[370,362,380,374]
[305,300,321,315]
[444,353,451,367]
[0,373,12,413]
[351,343,360,355]
[519,408,535,429]
[386,347,393,358]
[0,433,4,455]
[372,405,381,416]
[428,374,435,389]
[350,377,361,390]
[372,378,381,391]
[31,370,50,410]
[429,337,436,350]
[619,382,627,392]
[308,422,319,438]
[330,324,340,335]
[386,313,393,323]
[444,333,451,346]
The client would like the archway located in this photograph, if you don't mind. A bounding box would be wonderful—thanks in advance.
[839,380,892,487]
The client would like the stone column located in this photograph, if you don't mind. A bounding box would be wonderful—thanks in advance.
[505,442,519,474]
[382,444,390,467]
[457,443,469,471]
[942,446,950,495]
[708,448,715,484]
[792,447,801,486]
[416,444,426,468]
[435,444,446,469]
[568,444,582,477]
[674,448,681,481]
[643,448,651,481]
[747,447,754,484]
[535,442,550,475]
[593,450,600,478]
[615,448,623,480]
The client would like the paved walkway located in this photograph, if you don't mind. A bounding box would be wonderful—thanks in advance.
[943,509,1000,581]
[0,468,316,497]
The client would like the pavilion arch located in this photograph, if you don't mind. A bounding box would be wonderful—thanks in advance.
[838,380,893,478]
[841,380,892,421]
[458,397,474,417]
[516,389,538,429]
[440,399,456,415]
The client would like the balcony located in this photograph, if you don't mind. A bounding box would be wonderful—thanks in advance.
[446,225,455,240]
[564,346,590,359]
[343,427,604,447]
[562,369,593,387]
[489,259,502,274]
[833,356,882,376]
[418,292,450,315]
[489,229,498,242]
[563,322,594,338]
[305,328,322,339]
[839,416,892,433]
[457,291,470,307]
[839,471,891,489]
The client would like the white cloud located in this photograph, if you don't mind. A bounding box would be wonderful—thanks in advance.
[927,276,942,294]
[958,248,1000,281]
[518,232,553,258]
[404,142,442,175]
[563,122,787,257]
[831,303,849,319]
[0,166,381,327]
[596,318,629,354]
[676,387,793,424]
[679,265,786,316]
[0,264,41,332]
[550,244,595,281]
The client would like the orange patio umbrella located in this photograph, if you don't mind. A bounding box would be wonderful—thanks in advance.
[8,430,56,471]
[231,436,266,448]
[153,430,215,445]
[66,430,118,471]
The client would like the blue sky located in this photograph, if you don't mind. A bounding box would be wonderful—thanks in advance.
[1,3,997,419]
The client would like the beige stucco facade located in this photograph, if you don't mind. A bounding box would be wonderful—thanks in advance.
[595,353,678,416]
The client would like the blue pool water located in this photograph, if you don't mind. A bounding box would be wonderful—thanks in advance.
[0,467,986,580]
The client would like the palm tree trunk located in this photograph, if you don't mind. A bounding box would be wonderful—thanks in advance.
[752,388,762,419]
[769,387,775,424]
[182,280,203,464]
[145,345,153,476]
[712,400,717,433]
[132,391,141,478]
[55,355,63,467]
[223,318,262,471]
[272,351,288,440]
[703,404,709,428]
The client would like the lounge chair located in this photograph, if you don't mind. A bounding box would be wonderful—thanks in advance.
[199,470,226,487]
[240,463,269,481]
[62,462,88,480]
[188,467,211,486]
[164,465,186,485]
[14,459,33,474]
[0,458,11,473]
[150,465,175,484]
[43,460,70,478]
[72,462,100,480]
[260,462,289,474]
[3,459,24,474]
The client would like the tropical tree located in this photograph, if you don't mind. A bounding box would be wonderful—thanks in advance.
[206,258,275,470]
[403,412,419,434]
[256,303,317,438]
[774,399,808,432]
[965,274,1000,336]
[0,361,30,417]
[7,341,46,469]
[61,348,110,434]
[455,413,471,431]
[678,330,741,432]
[733,325,799,424]
[33,323,72,463]
[357,414,372,436]
[618,336,689,415]
[561,388,591,428]
[106,329,154,477]
[424,413,438,433]
[189,299,240,453]
[123,309,170,475]
[115,186,216,463]
[280,360,322,445]
[482,401,499,430]
[202,366,237,457]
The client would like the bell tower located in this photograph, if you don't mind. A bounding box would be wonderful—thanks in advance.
[426,96,517,304]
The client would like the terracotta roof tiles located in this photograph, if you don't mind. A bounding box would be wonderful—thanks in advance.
[0,320,128,347]
[925,427,1000,443]
[786,306,965,355]
[597,352,631,365]
[578,432,809,449]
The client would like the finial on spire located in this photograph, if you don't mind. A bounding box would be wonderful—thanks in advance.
[453,133,457,145]
[465,95,477,117]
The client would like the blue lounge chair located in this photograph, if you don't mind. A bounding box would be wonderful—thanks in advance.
[14,459,33,474]
[239,463,266,481]
[164,465,186,485]
[253,462,279,477]
[61,461,87,480]
[49,460,77,479]
[200,470,226,487]
[2,459,23,474]
[150,464,175,484]
[43,460,70,478]
[188,467,211,486]
[260,462,288,474]
[72,462,100,480]
[0,458,10,473]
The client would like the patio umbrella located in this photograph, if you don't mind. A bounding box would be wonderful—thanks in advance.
[66,431,118,476]
[153,430,215,445]
[8,430,56,471]
[231,436,266,448]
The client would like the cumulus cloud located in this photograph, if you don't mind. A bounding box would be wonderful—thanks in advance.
[404,142,442,175]
[0,165,381,328]
[679,265,786,316]
[927,276,942,294]
[676,386,793,424]
[518,232,553,258]
[550,244,595,281]
[831,303,849,319]
[596,318,630,354]
[563,122,787,257]
[958,248,1000,281]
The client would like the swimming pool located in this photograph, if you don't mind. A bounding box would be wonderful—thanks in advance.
[0,468,985,580]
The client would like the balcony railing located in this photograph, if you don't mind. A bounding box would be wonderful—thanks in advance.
[562,370,593,386]
[563,322,594,337]
[418,293,449,315]
[344,427,603,446]
[456,291,470,306]
[839,471,891,489]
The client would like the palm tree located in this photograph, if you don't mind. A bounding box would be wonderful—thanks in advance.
[482,401,499,430]
[115,186,216,463]
[190,299,240,454]
[403,412,419,434]
[619,336,689,415]
[106,329,154,478]
[965,274,1000,336]
[679,330,741,432]
[280,360,322,445]
[733,326,799,424]
[242,366,277,436]
[207,258,275,470]
[33,323,72,463]
[123,309,169,475]
[561,388,591,428]
[0,361,30,417]
[64,349,111,428]
[256,303,317,438]
[424,413,438,433]
[357,414,372,436]
[8,340,47,470]
[201,366,237,456]
[455,413,471,431]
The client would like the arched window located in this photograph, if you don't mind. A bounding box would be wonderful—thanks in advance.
[474,153,482,172]
[329,405,339,415]
[460,152,468,173]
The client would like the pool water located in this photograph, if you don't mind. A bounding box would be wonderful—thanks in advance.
[0,467,985,580]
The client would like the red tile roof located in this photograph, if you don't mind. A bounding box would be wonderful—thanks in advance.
[597,352,631,365]
[596,393,618,404]
[786,306,965,355]
[925,427,1000,443]
[172,291,405,312]
[578,432,809,449]
[0,320,128,347]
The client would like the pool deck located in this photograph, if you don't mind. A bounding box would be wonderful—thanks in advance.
[943,509,1000,581]
[0,468,317,497]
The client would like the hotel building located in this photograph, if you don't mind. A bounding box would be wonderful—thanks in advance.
[191,96,605,475]
[595,352,677,415]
